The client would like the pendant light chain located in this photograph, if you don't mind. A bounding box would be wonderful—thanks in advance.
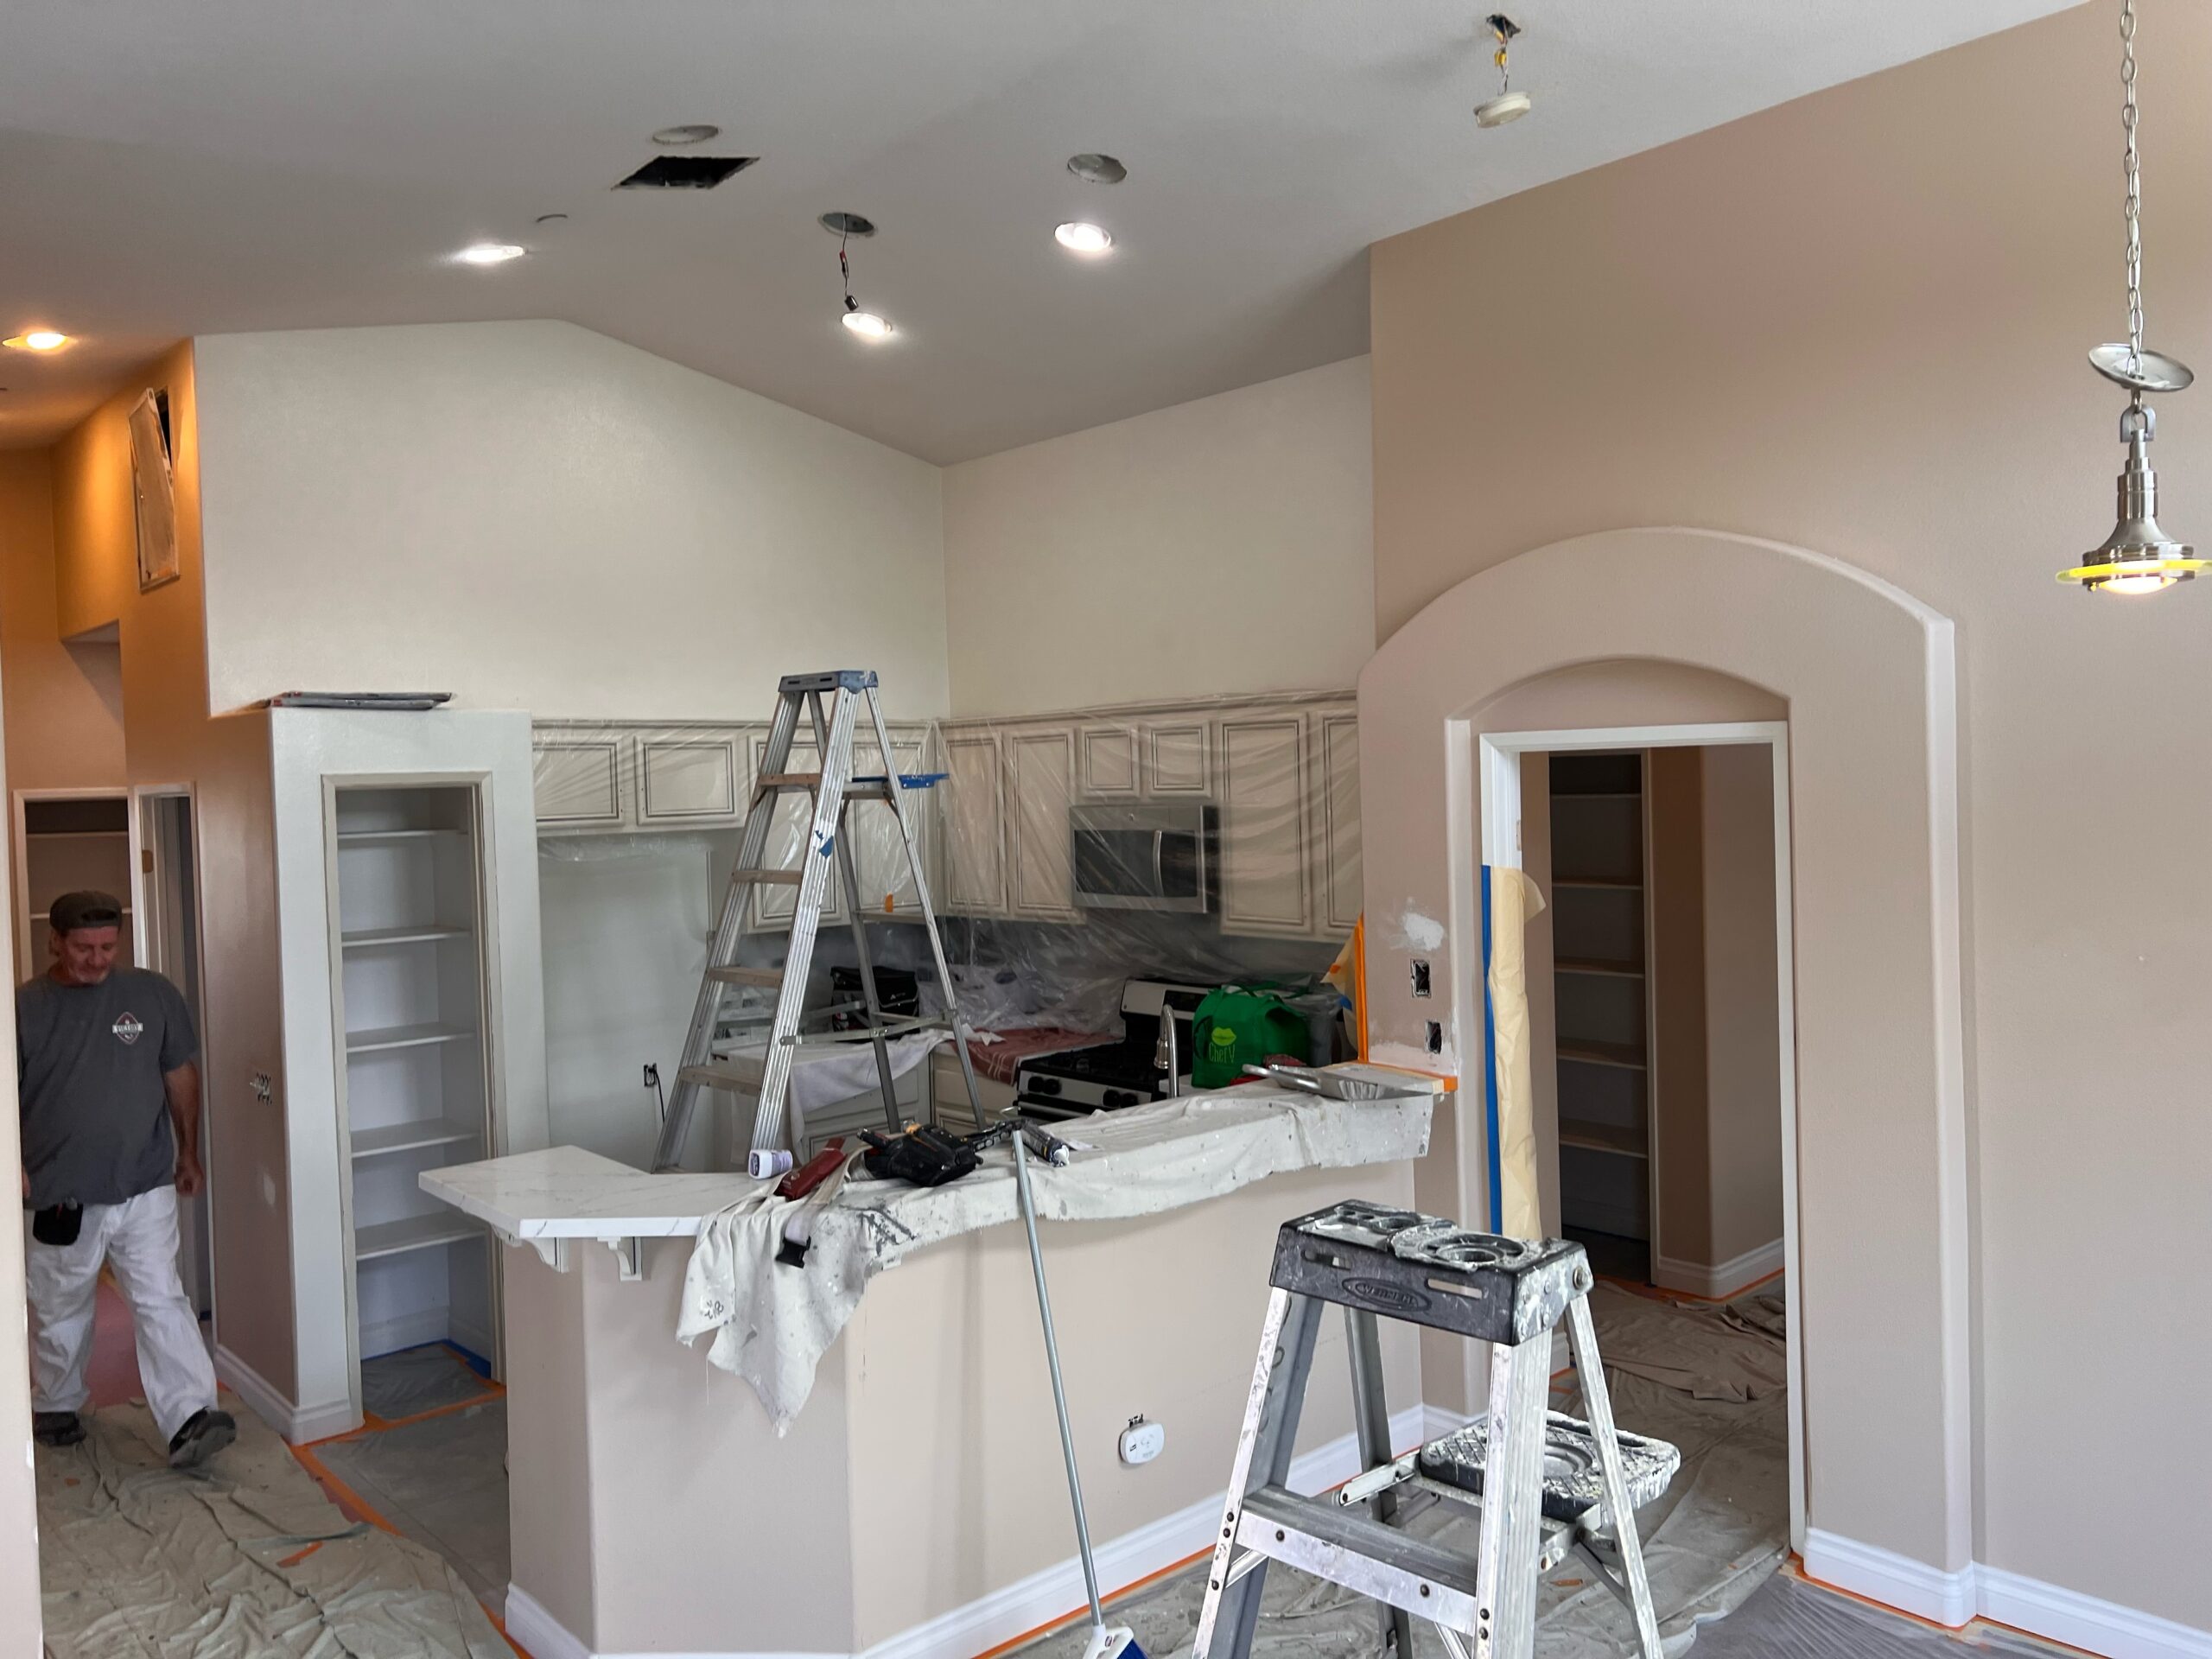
[2121,0,2144,372]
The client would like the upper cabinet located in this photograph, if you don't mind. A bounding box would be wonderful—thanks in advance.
[530,694,1362,944]
[1217,713,1313,938]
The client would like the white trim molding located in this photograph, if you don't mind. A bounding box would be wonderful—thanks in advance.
[1653,1238,1786,1300]
[1977,1565,2212,1659]
[1802,1529,1976,1627]
[1804,1532,2212,1658]
[214,1343,355,1445]
[505,1405,1428,1659]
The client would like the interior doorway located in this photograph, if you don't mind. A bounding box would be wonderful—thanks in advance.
[134,787,213,1324]
[1481,718,1804,1548]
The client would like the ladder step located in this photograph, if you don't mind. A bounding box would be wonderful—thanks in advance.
[707,965,785,988]
[732,868,804,887]
[759,771,823,791]
[679,1059,765,1094]
[1236,1484,1482,1631]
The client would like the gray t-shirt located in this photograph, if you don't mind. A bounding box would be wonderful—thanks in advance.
[16,968,198,1210]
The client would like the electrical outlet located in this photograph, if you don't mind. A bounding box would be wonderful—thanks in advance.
[1119,1415,1165,1466]
[1410,959,1432,998]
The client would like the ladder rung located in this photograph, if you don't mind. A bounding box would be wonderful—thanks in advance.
[789,1015,950,1046]
[679,1059,764,1093]
[732,868,803,887]
[759,772,823,791]
[1236,1484,1481,1630]
[708,965,785,988]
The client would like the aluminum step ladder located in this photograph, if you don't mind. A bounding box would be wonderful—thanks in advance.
[649,670,989,1177]
[1193,1201,1676,1659]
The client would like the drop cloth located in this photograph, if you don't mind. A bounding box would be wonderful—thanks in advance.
[679,1089,1432,1427]
[719,1027,947,1114]
[37,1396,506,1659]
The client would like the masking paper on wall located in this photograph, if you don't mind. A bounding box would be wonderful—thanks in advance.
[1484,865,1545,1237]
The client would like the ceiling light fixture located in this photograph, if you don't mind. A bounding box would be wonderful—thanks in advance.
[652,124,721,146]
[454,242,527,266]
[2058,0,2202,595]
[1066,153,1128,186]
[3,330,71,352]
[1054,221,1113,255]
[1473,14,1531,128]
[834,222,893,341]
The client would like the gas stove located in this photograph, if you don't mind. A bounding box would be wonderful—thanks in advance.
[1013,977,1213,1120]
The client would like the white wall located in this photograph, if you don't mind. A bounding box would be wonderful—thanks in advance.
[193,321,951,721]
[941,357,1373,716]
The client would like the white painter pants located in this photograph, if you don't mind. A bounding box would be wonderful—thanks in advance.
[25,1185,217,1441]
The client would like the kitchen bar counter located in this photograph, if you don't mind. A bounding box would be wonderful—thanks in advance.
[439,1082,1440,1658]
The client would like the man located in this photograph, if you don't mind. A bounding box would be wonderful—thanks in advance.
[17,889,233,1468]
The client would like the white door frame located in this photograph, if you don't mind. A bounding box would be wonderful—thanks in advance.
[1478,717,1804,1553]
[132,783,219,1336]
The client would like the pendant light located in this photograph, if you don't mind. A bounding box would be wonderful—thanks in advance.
[2058,0,2202,594]
[1473,15,1530,128]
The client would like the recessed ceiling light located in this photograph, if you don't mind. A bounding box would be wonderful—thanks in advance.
[3,330,71,352]
[652,124,721,146]
[454,243,527,266]
[841,309,894,341]
[1054,221,1113,255]
[1066,153,1128,185]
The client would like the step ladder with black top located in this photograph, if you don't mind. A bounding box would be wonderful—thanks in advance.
[648,670,989,1178]
[1192,1201,1676,1659]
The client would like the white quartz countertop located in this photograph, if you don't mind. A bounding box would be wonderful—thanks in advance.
[422,1076,1440,1244]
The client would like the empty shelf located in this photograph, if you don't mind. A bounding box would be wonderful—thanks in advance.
[1548,791,1642,801]
[341,925,470,950]
[1552,878,1643,891]
[1558,1118,1648,1158]
[336,828,466,844]
[1557,1039,1648,1071]
[354,1212,485,1261]
[346,1022,478,1055]
[1554,956,1644,978]
[351,1117,482,1160]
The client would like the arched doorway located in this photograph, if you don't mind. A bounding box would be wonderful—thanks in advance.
[1360,527,1970,1606]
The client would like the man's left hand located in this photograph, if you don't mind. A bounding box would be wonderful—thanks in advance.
[175,1158,205,1198]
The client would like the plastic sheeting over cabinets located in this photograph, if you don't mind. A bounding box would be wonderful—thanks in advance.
[530,696,1360,1054]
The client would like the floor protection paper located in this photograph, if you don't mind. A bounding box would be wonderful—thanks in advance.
[35,1395,508,1659]
[311,1397,511,1612]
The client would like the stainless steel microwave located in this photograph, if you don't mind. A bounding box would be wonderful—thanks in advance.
[1069,802,1218,913]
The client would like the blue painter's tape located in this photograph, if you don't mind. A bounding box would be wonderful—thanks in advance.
[1480,866,1503,1234]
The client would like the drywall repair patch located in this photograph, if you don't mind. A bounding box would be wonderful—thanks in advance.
[1390,906,1446,953]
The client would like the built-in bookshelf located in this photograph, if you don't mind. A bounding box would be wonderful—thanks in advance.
[16,792,135,969]
[1548,752,1652,1250]
[332,785,496,1367]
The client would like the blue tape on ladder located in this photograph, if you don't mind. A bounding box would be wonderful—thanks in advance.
[1480,866,1504,1234]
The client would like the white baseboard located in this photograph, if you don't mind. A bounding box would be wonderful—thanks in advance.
[214,1342,355,1445]
[504,1404,1429,1659]
[1977,1563,2212,1659]
[1802,1528,1976,1626]
[1804,1530,2212,1657]
[1652,1237,1786,1300]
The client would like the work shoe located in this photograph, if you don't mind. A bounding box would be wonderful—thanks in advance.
[166,1408,236,1470]
[32,1411,84,1447]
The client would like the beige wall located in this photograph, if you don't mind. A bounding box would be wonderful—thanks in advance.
[941,357,1373,716]
[1646,748,1712,1264]
[48,346,295,1400]
[1699,745,1783,1269]
[191,321,951,721]
[1370,1,2208,1625]
[0,449,124,792]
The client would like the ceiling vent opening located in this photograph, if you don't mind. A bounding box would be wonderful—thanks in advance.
[615,155,758,190]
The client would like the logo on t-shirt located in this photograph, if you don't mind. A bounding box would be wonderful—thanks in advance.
[112,1013,143,1046]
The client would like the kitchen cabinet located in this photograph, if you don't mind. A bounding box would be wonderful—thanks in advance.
[1004,726,1083,922]
[940,729,1007,915]
[1313,709,1363,936]
[532,728,629,829]
[637,729,745,828]
[1217,714,1313,938]
[849,725,931,918]
[1144,721,1212,797]
[929,1049,1017,1132]
[1077,724,1141,798]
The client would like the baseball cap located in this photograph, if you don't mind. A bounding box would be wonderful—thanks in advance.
[48,891,124,934]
